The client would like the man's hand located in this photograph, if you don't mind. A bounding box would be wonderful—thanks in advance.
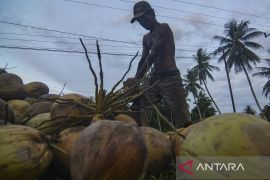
[123,78,139,88]
[123,78,140,97]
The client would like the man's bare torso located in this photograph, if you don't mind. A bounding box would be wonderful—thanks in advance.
[143,23,178,73]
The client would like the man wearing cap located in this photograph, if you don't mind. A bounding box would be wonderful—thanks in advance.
[126,1,191,127]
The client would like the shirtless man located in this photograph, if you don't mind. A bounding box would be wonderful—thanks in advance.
[127,1,190,127]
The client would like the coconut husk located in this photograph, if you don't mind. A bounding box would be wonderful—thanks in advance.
[8,100,31,124]
[50,94,93,128]
[25,82,49,98]
[70,120,147,180]
[52,126,85,177]
[113,113,138,125]
[0,99,14,124]
[0,125,52,180]
[25,101,53,119]
[0,73,27,101]
[141,127,173,176]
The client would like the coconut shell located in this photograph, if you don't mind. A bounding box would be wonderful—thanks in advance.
[70,120,147,180]
[141,127,173,176]
[0,125,52,180]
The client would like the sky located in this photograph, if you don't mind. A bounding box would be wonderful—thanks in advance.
[0,0,270,113]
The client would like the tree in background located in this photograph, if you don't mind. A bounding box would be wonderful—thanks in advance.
[253,58,270,99]
[192,48,221,114]
[213,20,264,114]
[191,92,216,122]
[212,47,236,112]
[260,105,270,122]
[243,105,257,115]
[183,68,203,120]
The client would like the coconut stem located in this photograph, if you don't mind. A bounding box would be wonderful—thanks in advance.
[80,38,99,102]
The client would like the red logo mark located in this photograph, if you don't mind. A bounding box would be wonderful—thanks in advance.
[178,160,194,175]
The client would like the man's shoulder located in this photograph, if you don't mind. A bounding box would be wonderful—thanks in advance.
[158,23,172,34]
[160,23,171,30]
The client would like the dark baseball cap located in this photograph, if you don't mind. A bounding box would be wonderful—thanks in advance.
[130,1,153,23]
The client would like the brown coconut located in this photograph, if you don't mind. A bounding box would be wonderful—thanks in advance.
[113,113,138,125]
[25,82,49,98]
[40,94,60,101]
[0,73,27,101]
[51,94,92,127]
[0,99,14,124]
[0,125,52,180]
[25,113,54,135]
[8,100,31,124]
[52,126,85,177]
[141,127,173,176]
[25,101,53,119]
[70,120,147,180]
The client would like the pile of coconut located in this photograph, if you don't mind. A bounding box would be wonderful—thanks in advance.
[1,40,270,180]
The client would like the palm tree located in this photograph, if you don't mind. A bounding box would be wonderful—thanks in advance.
[253,59,270,98]
[212,48,236,112]
[243,105,257,115]
[183,68,203,119]
[212,20,264,116]
[192,48,221,114]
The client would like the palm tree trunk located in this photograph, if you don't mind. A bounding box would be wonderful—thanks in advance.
[240,60,265,118]
[224,57,236,112]
[193,93,202,119]
[202,79,221,114]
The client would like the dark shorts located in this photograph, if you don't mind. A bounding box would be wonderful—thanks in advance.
[131,70,190,127]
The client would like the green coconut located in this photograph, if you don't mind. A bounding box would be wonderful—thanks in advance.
[0,125,52,180]
[141,127,173,176]
[70,120,147,180]
[179,113,270,156]
[177,113,270,179]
